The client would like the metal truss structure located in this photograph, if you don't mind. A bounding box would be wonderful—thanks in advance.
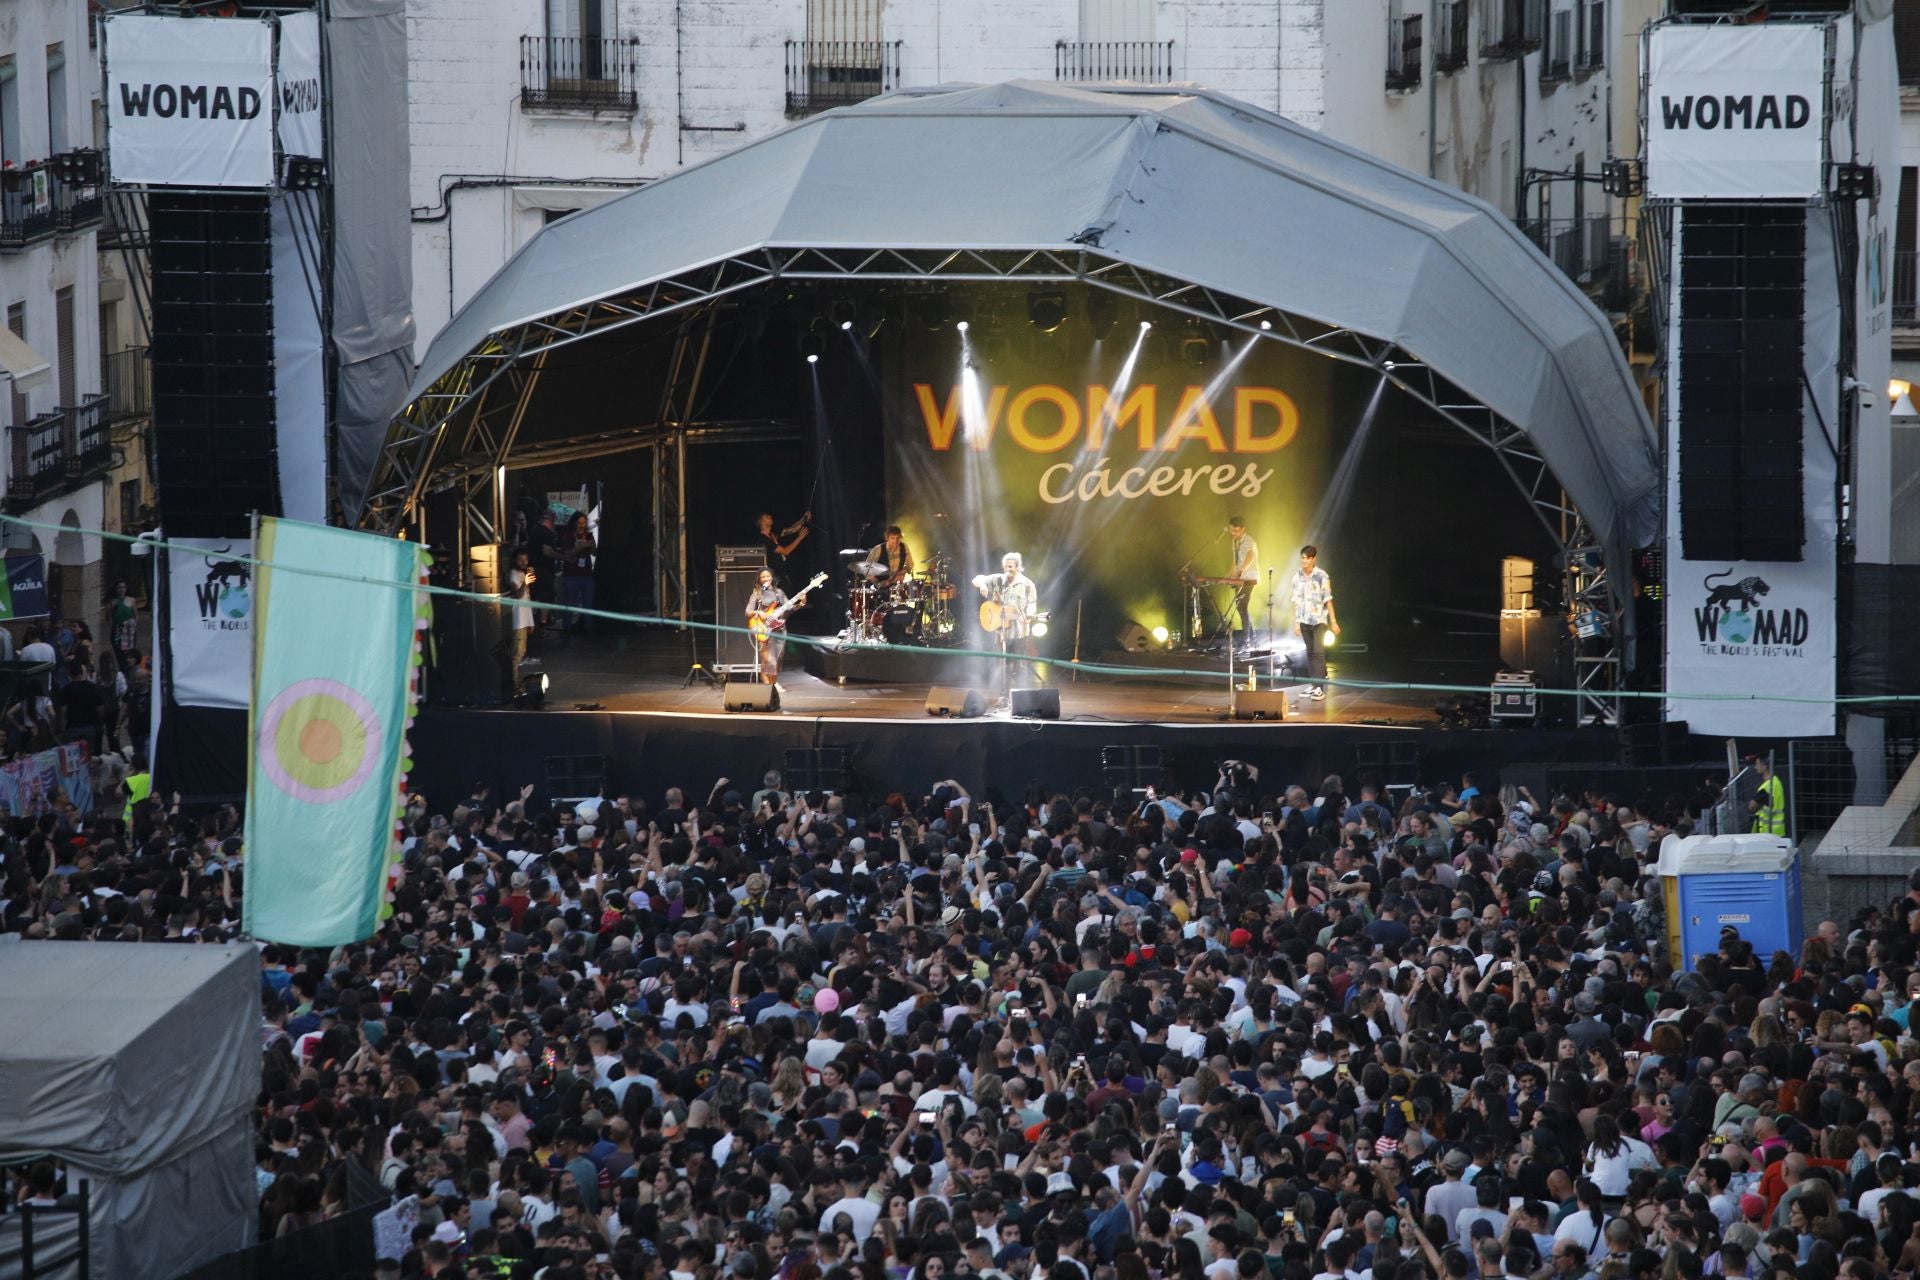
[364,244,1624,704]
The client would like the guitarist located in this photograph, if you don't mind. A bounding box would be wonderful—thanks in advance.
[746,568,805,689]
[971,552,1043,689]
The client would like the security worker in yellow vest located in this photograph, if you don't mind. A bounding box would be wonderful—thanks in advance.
[1747,755,1787,837]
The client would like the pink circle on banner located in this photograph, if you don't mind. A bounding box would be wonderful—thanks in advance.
[257,678,384,805]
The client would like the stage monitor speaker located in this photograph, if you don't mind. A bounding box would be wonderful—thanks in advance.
[427,597,504,707]
[1231,690,1288,721]
[714,566,765,671]
[723,680,780,712]
[1011,687,1061,720]
[1115,622,1153,653]
[925,686,985,718]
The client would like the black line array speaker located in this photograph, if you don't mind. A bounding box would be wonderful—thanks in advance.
[1678,205,1805,563]
[149,191,280,537]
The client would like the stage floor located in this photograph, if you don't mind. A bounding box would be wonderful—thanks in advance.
[505,628,1444,727]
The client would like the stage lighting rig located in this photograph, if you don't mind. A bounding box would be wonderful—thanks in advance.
[282,156,327,190]
[1026,289,1068,333]
[1181,319,1210,367]
[799,324,827,361]
[1087,293,1118,341]
[829,298,859,330]
[921,295,949,332]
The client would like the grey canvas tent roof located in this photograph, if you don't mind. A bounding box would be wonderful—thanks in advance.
[403,80,1658,562]
[0,938,260,1280]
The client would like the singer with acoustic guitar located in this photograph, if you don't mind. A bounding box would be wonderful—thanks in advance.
[746,568,825,690]
[972,551,1045,695]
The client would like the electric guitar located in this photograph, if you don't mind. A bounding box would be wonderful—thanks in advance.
[748,573,826,642]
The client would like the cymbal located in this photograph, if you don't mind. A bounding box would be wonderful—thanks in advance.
[850,561,888,579]
[838,548,870,557]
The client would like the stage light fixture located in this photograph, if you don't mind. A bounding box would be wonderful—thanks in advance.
[1181,320,1210,367]
[829,298,858,330]
[806,353,820,364]
[1259,319,1273,331]
[922,296,949,332]
[1027,290,1068,333]
[1151,625,1169,644]
[1139,320,1153,331]
[1087,294,1117,341]
[282,155,327,190]
[956,320,970,333]
[1383,360,1397,370]
[798,327,826,360]
[839,320,853,331]
[1032,621,1050,638]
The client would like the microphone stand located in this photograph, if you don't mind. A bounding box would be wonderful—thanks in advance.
[1175,528,1227,651]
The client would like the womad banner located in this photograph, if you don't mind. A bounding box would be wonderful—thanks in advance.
[167,538,255,710]
[881,325,1367,648]
[1645,24,1827,200]
[103,15,277,189]
[1664,208,1838,737]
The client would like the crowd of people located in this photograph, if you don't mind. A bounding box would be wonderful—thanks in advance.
[0,580,150,761]
[6,758,1920,1280]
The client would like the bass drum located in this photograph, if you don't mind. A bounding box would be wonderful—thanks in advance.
[881,605,916,646]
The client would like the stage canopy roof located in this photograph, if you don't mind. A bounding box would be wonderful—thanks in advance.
[391,80,1658,566]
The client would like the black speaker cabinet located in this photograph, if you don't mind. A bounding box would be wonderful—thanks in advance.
[925,686,985,718]
[1010,687,1061,720]
[723,680,780,713]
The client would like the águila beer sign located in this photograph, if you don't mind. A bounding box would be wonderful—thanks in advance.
[912,381,1299,504]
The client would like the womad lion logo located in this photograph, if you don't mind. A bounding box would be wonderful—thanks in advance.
[193,548,252,626]
[1701,569,1769,613]
[1692,568,1805,651]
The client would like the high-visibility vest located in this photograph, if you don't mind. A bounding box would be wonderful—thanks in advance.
[123,770,151,827]
[1752,774,1787,836]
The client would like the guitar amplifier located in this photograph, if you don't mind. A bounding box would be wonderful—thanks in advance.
[716,545,767,570]
[714,564,764,672]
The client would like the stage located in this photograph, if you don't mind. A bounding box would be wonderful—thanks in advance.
[406,627,1640,807]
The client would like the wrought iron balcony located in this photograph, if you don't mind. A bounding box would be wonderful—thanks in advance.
[7,396,110,508]
[786,40,901,116]
[0,165,58,251]
[1386,14,1423,91]
[105,348,150,423]
[1055,39,1175,84]
[519,36,641,114]
[1481,0,1544,58]
[1516,215,1634,308]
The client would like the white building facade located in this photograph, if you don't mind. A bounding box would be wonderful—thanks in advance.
[0,0,115,631]
[408,0,1633,356]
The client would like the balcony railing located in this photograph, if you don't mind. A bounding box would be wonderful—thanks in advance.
[1894,250,1918,327]
[8,397,110,507]
[1386,14,1423,90]
[105,348,149,423]
[1517,215,1631,300]
[0,166,57,251]
[1481,0,1544,57]
[519,36,640,113]
[1055,39,1176,84]
[786,40,902,116]
[1435,0,1470,72]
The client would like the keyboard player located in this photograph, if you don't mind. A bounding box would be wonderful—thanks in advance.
[1226,516,1258,648]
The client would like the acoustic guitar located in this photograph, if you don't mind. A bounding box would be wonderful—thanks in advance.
[748,573,826,642]
[978,599,1049,634]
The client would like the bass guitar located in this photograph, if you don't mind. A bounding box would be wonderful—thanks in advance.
[749,573,826,642]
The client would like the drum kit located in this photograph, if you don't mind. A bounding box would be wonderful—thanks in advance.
[837,549,960,647]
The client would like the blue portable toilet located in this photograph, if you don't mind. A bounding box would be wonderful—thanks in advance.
[1656,834,1802,971]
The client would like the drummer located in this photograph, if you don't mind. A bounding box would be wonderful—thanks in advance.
[866,525,914,585]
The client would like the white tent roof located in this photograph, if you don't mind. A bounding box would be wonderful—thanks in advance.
[408,81,1660,558]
